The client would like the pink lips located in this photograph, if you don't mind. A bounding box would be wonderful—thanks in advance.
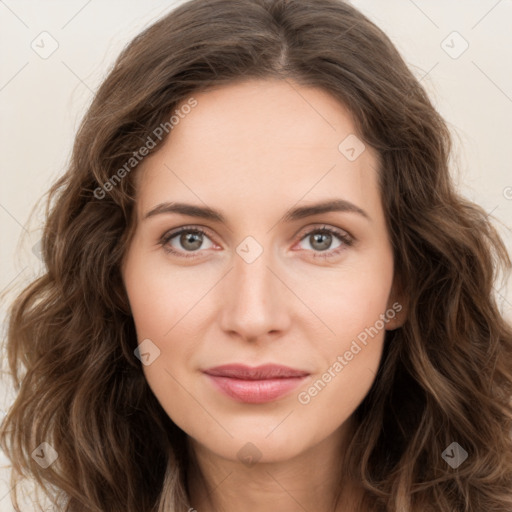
[203,364,310,404]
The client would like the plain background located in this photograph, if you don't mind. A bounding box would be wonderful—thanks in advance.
[0,0,511,510]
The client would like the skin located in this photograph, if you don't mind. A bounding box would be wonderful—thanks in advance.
[121,78,407,512]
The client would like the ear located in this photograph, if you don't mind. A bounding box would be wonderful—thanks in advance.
[385,275,408,331]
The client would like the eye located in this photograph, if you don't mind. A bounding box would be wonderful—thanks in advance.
[159,226,216,259]
[295,225,353,259]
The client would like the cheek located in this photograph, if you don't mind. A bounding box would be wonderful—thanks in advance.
[123,249,209,389]
[301,256,393,410]
[305,258,394,345]
[123,244,209,338]
[297,297,389,422]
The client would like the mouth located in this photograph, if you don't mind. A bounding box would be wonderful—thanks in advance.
[203,363,310,404]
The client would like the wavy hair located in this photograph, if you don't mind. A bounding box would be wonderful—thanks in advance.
[1,0,512,510]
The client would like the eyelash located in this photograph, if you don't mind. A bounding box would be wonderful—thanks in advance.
[159,224,354,260]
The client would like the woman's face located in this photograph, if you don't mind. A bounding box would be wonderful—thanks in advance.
[122,78,404,464]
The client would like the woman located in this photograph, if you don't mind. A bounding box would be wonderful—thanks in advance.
[1,0,511,511]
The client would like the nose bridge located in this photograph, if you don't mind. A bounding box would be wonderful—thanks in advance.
[218,237,289,340]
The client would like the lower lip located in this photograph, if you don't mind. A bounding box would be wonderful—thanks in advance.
[205,374,308,403]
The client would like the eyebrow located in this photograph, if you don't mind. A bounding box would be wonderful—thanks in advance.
[143,199,371,224]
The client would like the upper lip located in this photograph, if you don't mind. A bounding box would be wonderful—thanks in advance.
[203,364,310,380]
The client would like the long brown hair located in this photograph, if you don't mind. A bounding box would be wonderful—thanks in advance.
[1,0,511,510]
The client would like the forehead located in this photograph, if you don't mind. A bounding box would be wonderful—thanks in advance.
[134,79,381,221]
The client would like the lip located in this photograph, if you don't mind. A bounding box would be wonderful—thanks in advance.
[203,364,310,404]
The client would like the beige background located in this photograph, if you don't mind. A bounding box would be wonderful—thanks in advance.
[1,0,511,510]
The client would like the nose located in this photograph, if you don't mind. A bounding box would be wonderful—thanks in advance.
[218,243,291,343]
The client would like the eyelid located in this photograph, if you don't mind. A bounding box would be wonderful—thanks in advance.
[294,223,353,243]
